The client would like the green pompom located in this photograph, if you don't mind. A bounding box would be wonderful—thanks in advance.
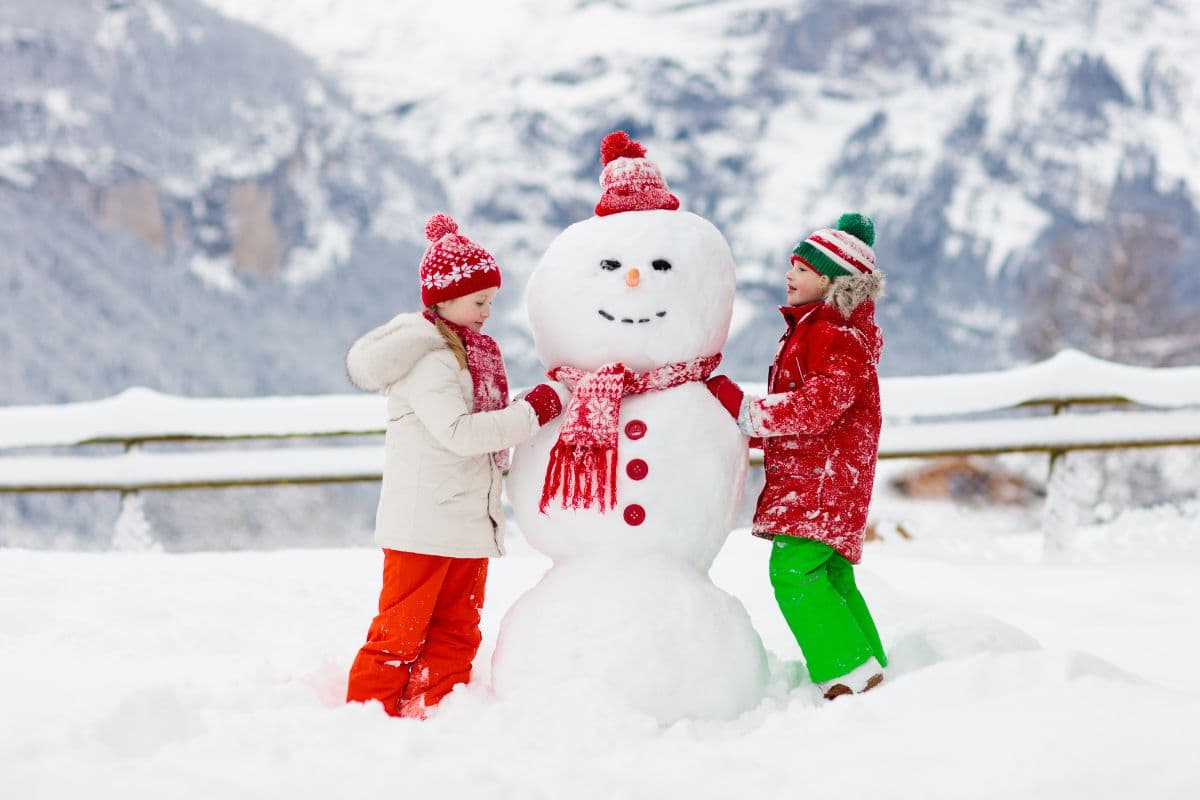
[836,213,875,247]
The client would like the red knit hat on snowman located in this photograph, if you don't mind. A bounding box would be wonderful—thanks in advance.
[594,131,681,217]
[419,213,502,307]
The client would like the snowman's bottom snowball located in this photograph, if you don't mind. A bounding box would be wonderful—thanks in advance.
[491,556,768,724]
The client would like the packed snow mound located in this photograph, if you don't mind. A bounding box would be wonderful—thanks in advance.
[492,556,768,724]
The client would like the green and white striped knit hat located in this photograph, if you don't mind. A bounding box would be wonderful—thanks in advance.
[791,213,876,279]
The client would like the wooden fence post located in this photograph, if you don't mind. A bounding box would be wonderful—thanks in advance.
[111,441,160,552]
[1041,401,1096,558]
[1041,401,1072,557]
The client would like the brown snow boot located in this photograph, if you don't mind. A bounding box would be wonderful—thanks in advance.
[822,682,854,701]
[821,663,885,701]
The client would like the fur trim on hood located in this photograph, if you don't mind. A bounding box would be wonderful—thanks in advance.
[345,312,447,392]
[827,271,886,318]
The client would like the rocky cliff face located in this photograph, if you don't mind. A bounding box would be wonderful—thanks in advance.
[0,0,450,404]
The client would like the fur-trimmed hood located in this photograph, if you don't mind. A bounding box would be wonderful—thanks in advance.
[345,312,447,392]
[827,271,886,318]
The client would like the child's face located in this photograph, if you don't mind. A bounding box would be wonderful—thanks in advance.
[785,258,829,306]
[437,288,498,333]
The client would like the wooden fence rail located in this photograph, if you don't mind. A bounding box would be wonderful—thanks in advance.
[2,349,1199,494]
[4,407,1200,494]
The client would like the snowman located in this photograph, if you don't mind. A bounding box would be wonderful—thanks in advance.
[493,132,767,723]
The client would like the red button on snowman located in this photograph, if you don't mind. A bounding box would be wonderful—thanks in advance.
[495,132,767,723]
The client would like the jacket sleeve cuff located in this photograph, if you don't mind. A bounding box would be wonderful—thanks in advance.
[523,401,541,429]
[736,396,758,437]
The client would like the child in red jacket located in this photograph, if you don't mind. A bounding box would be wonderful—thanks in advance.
[707,213,888,700]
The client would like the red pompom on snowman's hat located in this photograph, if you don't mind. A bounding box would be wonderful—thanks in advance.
[600,131,646,163]
[418,212,501,307]
[594,131,680,217]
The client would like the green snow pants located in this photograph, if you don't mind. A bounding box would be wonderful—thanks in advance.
[768,536,888,684]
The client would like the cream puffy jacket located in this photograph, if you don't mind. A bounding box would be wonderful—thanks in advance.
[346,313,540,558]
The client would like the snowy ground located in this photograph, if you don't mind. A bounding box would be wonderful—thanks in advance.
[2,497,1199,799]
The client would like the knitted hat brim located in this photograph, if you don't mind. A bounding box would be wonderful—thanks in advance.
[792,229,875,279]
[792,241,854,279]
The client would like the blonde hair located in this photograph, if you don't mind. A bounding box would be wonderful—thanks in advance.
[426,306,468,370]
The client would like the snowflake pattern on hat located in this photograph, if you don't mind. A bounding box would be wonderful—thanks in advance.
[422,260,497,291]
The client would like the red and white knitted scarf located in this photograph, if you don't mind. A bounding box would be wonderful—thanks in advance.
[424,311,512,469]
[539,354,722,513]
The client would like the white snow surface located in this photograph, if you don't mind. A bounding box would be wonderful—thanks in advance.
[0,387,385,450]
[879,349,1200,418]
[2,512,1199,798]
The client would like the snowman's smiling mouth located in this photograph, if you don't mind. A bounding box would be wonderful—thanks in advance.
[598,309,668,325]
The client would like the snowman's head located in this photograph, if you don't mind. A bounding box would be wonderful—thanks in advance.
[527,209,736,372]
[526,131,736,373]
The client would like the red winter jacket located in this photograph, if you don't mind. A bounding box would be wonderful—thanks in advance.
[742,300,883,563]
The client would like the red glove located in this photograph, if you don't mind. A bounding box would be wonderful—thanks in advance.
[523,383,564,426]
[705,375,744,420]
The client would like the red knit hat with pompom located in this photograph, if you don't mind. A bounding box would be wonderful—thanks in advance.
[594,131,680,217]
[419,213,502,307]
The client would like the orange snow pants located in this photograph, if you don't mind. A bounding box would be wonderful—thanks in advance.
[346,549,488,717]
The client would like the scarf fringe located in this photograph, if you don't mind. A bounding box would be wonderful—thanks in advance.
[539,441,618,514]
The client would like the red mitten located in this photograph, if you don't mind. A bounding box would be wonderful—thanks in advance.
[523,383,564,426]
[705,375,744,420]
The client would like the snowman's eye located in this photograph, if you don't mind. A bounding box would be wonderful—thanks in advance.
[600,259,621,271]
[652,259,673,272]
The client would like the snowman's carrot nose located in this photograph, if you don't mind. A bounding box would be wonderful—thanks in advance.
[625,267,641,288]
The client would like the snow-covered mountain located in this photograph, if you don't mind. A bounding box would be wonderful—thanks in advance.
[4,0,1198,406]
[199,0,1200,376]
